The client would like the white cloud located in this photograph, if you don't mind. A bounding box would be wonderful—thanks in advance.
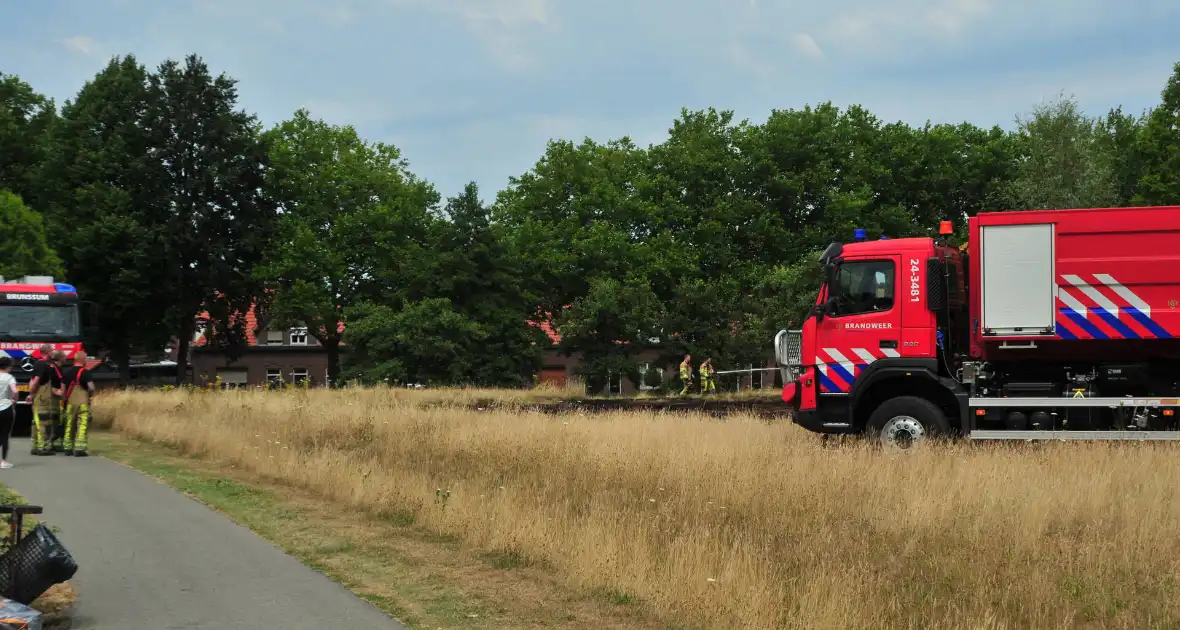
[818,0,992,59]
[317,4,357,28]
[59,36,96,55]
[388,0,554,70]
[727,42,778,79]
[790,33,824,60]
[451,0,551,27]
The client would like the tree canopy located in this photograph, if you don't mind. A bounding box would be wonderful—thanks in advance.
[4,54,1180,389]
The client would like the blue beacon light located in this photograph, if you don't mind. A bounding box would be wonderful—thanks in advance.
[853,228,866,241]
[54,283,76,293]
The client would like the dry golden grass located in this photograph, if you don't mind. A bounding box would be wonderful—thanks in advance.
[95,387,1180,629]
[32,582,77,629]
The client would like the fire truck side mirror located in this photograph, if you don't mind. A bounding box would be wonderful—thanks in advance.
[811,301,827,321]
[815,262,839,321]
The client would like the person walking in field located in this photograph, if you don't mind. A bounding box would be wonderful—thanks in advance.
[59,351,96,457]
[679,354,693,396]
[0,357,18,468]
[701,358,717,394]
[25,345,63,455]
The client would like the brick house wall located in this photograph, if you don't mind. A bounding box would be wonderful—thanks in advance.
[182,303,339,388]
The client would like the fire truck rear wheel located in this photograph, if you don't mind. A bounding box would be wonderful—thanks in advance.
[866,396,950,451]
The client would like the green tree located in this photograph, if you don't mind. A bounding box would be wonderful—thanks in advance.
[259,108,439,386]
[873,121,1017,230]
[1002,94,1119,210]
[641,108,762,369]
[432,182,545,385]
[494,137,657,317]
[557,277,664,394]
[145,54,275,384]
[37,55,174,380]
[741,103,899,255]
[493,136,662,386]
[1137,62,1180,205]
[1096,107,1147,206]
[0,73,56,207]
[342,298,486,386]
[0,190,63,278]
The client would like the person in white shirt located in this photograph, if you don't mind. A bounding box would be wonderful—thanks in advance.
[0,357,18,468]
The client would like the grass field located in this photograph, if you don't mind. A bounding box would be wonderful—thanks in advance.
[94,387,1180,629]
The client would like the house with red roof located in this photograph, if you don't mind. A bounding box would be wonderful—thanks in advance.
[527,309,674,394]
[176,302,343,388]
[181,302,775,393]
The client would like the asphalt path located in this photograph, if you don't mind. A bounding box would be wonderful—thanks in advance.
[1,437,407,629]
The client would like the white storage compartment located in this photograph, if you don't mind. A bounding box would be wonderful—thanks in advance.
[980,223,1056,335]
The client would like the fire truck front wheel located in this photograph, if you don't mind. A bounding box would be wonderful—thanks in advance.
[866,396,950,451]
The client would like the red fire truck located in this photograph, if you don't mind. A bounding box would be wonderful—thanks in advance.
[0,276,90,434]
[776,205,1180,448]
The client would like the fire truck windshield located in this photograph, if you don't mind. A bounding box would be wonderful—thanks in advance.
[0,305,80,338]
[830,261,895,316]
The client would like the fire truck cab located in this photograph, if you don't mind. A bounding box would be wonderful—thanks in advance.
[777,226,968,446]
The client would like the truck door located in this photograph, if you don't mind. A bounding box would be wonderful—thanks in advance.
[813,255,903,394]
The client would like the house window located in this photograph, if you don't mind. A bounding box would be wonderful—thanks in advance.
[217,369,248,390]
[292,367,309,386]
[266,329,283,343]
[266,368,283,389]
[290,327,308,345]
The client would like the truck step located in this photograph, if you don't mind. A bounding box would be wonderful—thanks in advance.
[968,430,1180,441]
[969,397,1180,408]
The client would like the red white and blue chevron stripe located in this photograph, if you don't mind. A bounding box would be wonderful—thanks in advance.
[816,346,900,394]
[1056,273,1172,340]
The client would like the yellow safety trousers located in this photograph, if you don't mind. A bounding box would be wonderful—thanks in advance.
[63,404,89,453]
[31,393,60,452]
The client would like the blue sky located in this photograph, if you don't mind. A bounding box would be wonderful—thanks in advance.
[3,0,1180,202]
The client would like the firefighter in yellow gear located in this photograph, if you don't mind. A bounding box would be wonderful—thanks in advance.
[679,354,693,395]
[59,351,95,457]
[700,358,717,394]
[26,347,64,456]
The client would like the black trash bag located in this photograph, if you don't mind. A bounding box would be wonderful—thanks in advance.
[0,524,77,605]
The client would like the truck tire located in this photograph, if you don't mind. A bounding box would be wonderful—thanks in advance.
[866,396,950,451]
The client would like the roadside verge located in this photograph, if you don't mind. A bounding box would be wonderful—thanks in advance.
[91,431,670,630]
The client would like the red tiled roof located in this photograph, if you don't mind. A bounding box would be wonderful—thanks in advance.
[192,301,346,348]
[529,319,561,344]
[528,305,570,345]
[192,304,260,347]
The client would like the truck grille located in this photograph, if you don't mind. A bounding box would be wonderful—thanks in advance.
[774,329,803,368]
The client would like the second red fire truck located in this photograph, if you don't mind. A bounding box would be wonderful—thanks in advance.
[776,205,1180,447]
